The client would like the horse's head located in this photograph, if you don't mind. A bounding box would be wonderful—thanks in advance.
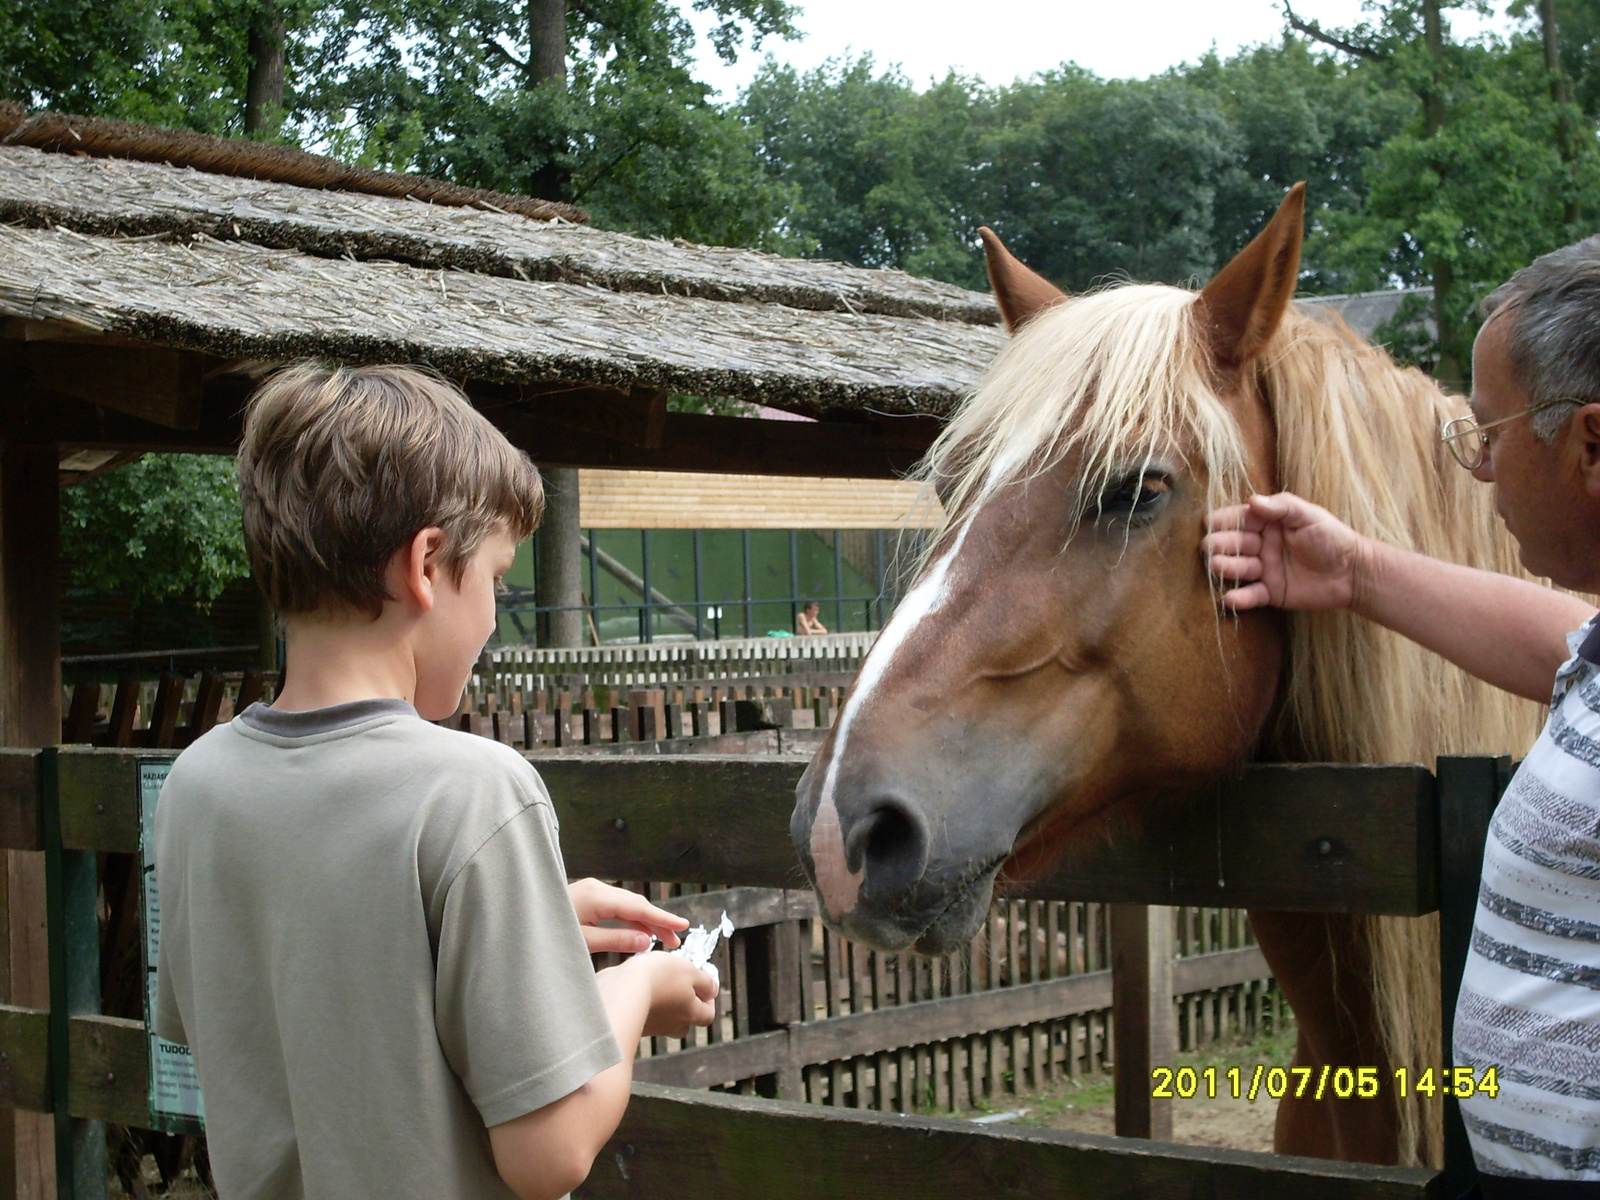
[791,187,1308,952]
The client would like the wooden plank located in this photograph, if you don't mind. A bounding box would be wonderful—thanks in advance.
[0,754,38,853]
[1020,764,1440,915]
[1173,945,1271,993]
[1111,904,1175,1140]
[0,1007,47,1112]
[659,887,817,931]
[65,1016,146,1129]
[578,1083,1442,1200]
[35,752,1441,911]
[539,756,809,886]
[55,752,140,855]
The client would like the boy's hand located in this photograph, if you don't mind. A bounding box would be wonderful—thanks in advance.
[605,952,718,1038]
[568,878,689,954]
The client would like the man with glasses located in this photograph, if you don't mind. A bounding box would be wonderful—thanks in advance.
[1205,242,1600,1197]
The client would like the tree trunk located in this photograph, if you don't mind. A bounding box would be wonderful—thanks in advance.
[536,467,585,648]
[528,0,567,87]
[524,0,571,201]
[1539,0,1583,224]
[244,5,286,136]
[1420,0,1465,390]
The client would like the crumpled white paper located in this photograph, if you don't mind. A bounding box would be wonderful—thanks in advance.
[640,910,733,990]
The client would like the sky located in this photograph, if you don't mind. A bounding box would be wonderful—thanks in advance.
[689,0,1520,99]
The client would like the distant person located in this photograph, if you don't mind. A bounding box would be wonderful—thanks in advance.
[153,364,717,1200]
[796,600,828,635]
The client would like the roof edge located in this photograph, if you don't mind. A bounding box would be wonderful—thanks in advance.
[0,103,587,225]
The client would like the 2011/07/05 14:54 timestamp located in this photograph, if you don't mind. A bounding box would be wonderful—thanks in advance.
[1151,1064,1500,1101]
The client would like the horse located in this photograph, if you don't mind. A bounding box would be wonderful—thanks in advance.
[789,185,1545,1167]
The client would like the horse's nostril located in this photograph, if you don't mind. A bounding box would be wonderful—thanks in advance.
[845,799,928,893]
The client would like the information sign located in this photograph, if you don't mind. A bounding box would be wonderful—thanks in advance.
[138,757,205,1134]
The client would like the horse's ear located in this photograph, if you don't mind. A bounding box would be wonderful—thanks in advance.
[979,226,1069,334]
[1197,182,1306,369]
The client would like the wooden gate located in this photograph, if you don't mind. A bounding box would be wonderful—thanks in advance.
[0,749,1503,1198]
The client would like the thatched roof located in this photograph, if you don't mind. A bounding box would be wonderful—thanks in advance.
[0,109,1435,452]
[0,102,583,223]
[0,143,999,328]
[0,220,999,416]
[0,111,1008,422]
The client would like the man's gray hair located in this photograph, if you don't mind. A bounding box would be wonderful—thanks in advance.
[1481,235,1600,443]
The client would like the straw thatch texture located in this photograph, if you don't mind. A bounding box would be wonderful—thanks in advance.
[0,102,583,223]
[0,224,1002,415]
[0,146,998,325]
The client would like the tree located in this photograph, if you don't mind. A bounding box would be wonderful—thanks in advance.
[1283,0,1598,386]
[59,455,253,649]
[741,58,989,284]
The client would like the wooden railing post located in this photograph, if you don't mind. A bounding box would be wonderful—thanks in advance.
[1436,755,1508,1196]
[1110,903,1174,1140]
[41,749,104,1199]
[740,923,803,1101]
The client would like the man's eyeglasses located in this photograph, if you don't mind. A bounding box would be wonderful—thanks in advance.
[1440,398,1581,470]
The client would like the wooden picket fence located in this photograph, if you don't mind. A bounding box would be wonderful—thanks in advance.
[633,885,1284,1113]
[479,631,877,695]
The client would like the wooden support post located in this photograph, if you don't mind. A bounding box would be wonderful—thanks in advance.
[41,750,105,1199]
[1110,903,1174,1140]
[742,923,803,1100]
[0,441,61,1197]
[1436,756,1506,1196]
[535,467,584,649]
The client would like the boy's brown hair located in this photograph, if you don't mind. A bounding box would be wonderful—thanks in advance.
[238,363,543,616]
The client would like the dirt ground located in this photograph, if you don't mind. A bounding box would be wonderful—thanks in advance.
[1001,1026,1298,1153]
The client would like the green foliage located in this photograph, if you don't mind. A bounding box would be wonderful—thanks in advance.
[60,455,250,609]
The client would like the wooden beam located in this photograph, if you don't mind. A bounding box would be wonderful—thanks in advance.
[518,385,670,449]
[22,344,208,430]
[479,388,935,478]
[47,752,1443,913]
[581,1083,1442,1200]
[1017,764,1440,916]
[0,340,939,477]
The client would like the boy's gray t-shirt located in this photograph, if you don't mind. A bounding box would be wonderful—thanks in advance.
[153,699,621,1200]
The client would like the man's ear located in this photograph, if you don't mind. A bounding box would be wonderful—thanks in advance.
[1575,404,1600,499]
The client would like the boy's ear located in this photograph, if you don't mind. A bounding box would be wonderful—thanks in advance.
[395,527,446,612]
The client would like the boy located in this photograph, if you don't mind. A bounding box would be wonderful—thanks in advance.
[153,364,717,1200]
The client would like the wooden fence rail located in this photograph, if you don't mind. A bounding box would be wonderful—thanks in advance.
[0,747,1495,1199]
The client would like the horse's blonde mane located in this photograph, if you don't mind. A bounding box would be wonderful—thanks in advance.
[920,286,1251,532]
[920,284,1547,1167]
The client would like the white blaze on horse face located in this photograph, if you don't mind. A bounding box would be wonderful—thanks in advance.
[809,521,973,919]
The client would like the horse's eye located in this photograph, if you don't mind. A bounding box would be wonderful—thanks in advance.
[1096,474,1171,522]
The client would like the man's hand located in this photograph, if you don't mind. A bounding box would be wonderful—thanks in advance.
[1203,493,1368,612]
[568,878,688,954]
